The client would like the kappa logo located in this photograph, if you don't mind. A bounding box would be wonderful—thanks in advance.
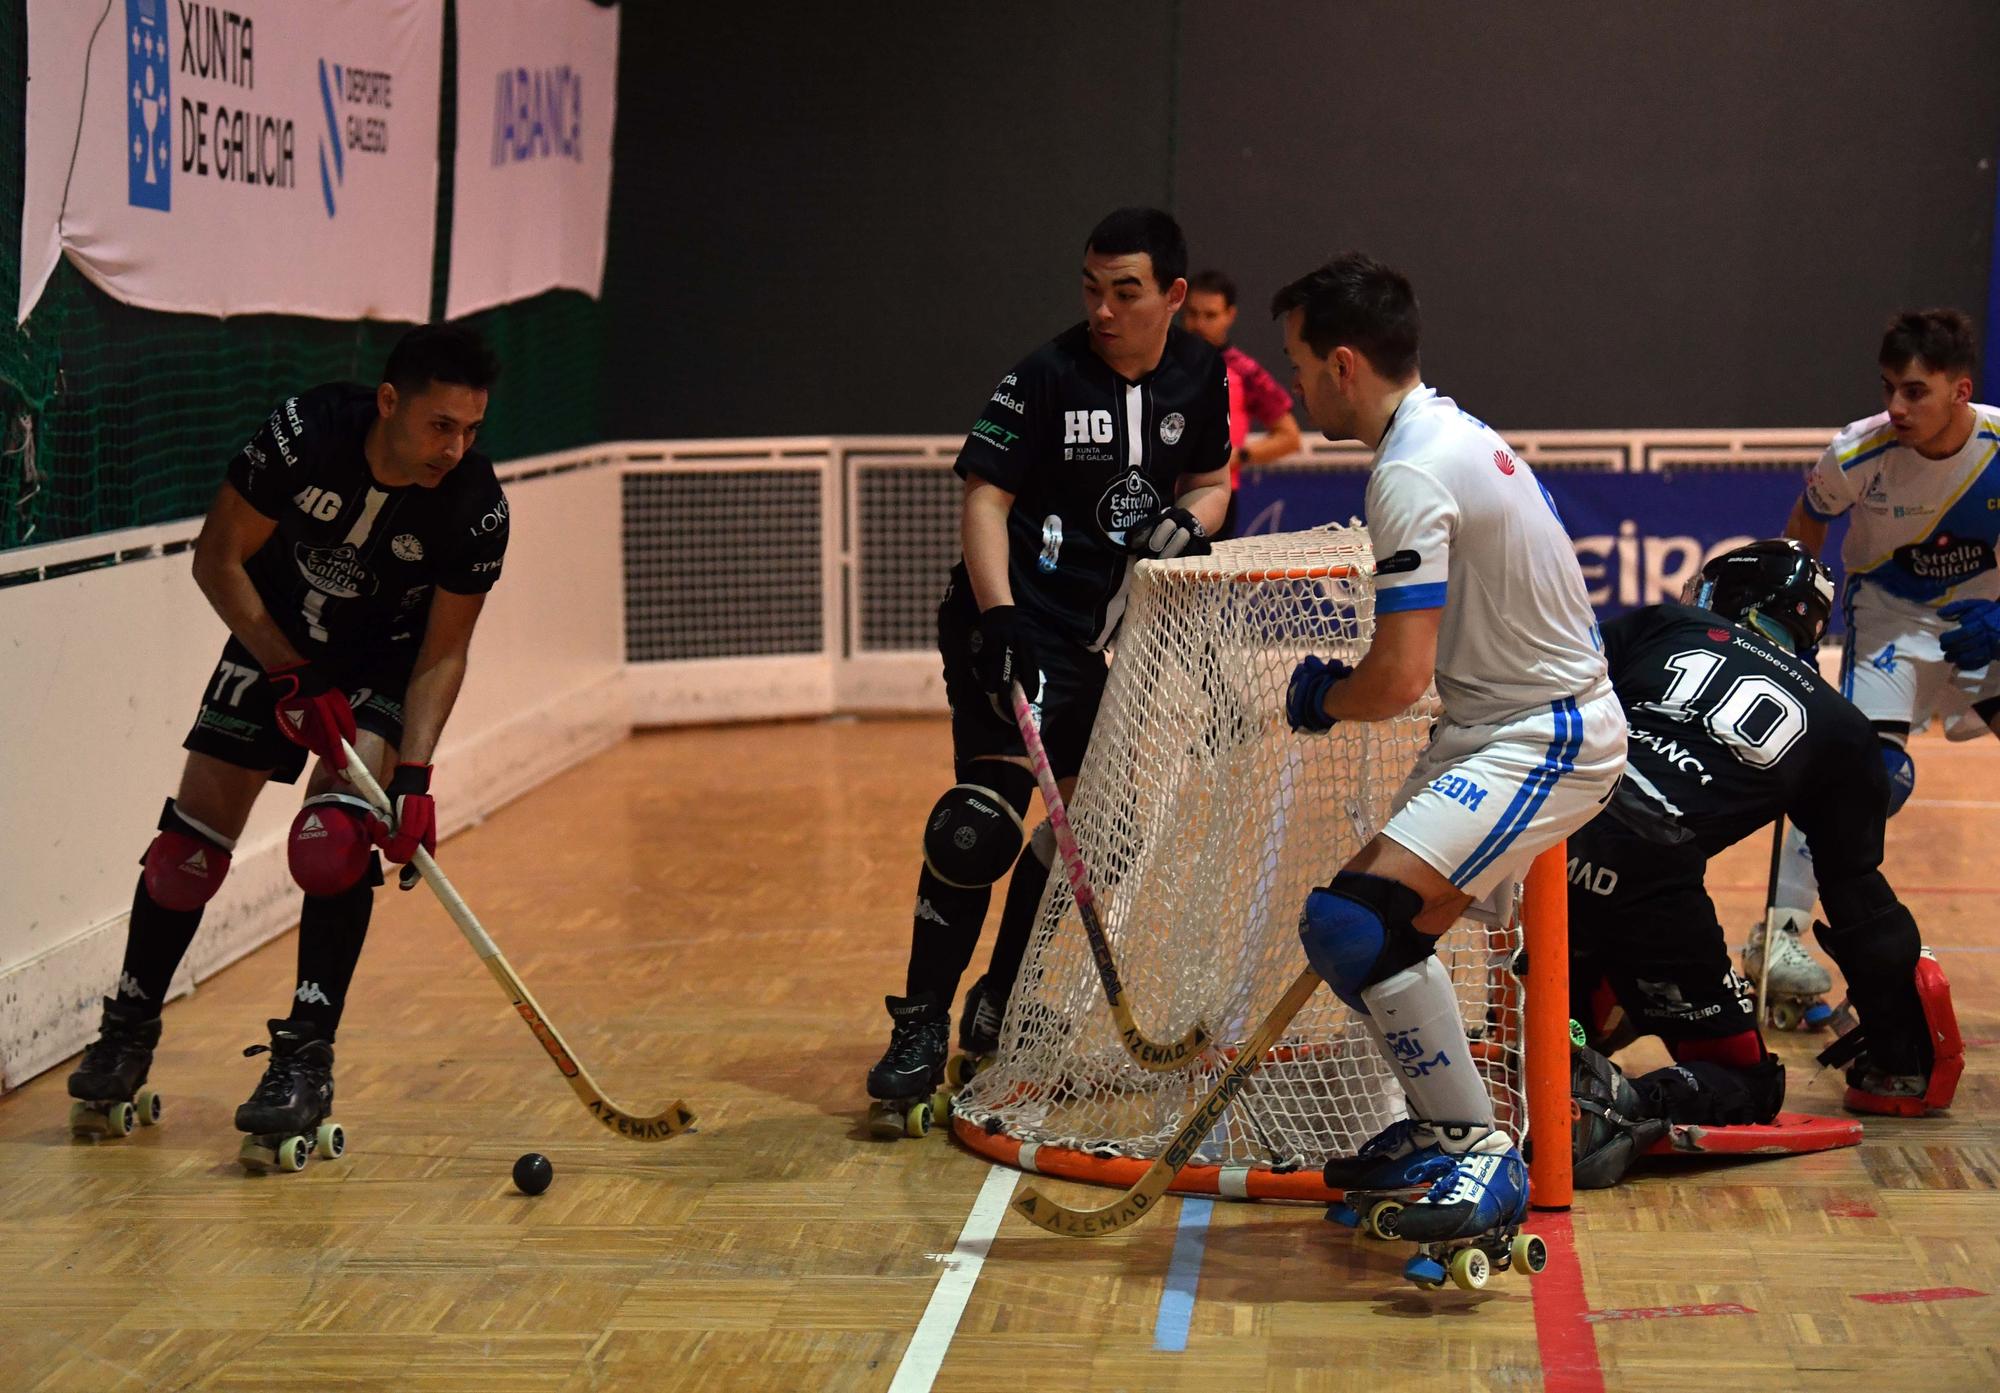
[126,0,172,210]
[1494,448,1516,476]
[914,897,950,928]
[1159,412,1185,445]
[118,972,148,1001]
[391,533,424,562]
[294,981,332,1007]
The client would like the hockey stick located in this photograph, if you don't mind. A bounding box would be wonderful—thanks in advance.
[1010,679,1212,1071]
[337,740,695,1142]
[1013,967,1321,1236]
[1756,815,1785,1026]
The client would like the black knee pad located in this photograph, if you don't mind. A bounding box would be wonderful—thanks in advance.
[1634,1053,1784,1127]
[922,760,1035,889]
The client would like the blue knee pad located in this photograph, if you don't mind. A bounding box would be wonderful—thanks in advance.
[1297,873,1431,1011]
[1880,741,1914,818]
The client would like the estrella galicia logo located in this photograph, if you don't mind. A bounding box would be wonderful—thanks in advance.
[126,0,171,210]
[316,60,344,218]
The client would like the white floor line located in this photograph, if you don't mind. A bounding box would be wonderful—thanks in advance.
[1905,798,2000,809]
[888,1166,1018,1393]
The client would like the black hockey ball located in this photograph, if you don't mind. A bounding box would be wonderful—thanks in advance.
[512,1152,553,1195]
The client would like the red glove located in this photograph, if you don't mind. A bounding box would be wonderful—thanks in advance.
[266,661,357,769]
[367,763,437,865]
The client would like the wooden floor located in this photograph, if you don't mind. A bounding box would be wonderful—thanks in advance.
[1,717,1995,1392]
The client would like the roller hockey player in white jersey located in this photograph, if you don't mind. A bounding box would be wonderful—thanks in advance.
[865,209,1231,1137]
[1273,254,1628,1284]
[1765,309,2000,1015]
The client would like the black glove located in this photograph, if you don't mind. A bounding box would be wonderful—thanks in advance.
[1123,506,1210,560]
[971,604,1040,702]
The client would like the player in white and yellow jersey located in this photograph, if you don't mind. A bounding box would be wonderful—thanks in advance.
[1760,310,2000,997]
[1271,254,1627,1279]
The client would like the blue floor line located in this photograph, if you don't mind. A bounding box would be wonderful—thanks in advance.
[1152,1196,1215,1353]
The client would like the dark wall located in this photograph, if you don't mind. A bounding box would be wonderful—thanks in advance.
[606,3,2000,438]
[604,6,1173,440]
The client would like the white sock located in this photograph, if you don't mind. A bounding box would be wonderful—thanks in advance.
[1771,824,1818,918]
[1361,955,1496,1147]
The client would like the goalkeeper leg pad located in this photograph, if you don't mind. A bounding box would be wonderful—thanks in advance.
[1298,872,1430,1011]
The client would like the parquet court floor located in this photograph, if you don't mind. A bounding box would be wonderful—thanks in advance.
[0,717,1994,1391]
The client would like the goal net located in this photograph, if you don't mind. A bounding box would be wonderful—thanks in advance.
[951,523,1550,1200]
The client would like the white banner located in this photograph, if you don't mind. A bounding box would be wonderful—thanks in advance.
[445,0,617,318]
[19,0,443,324]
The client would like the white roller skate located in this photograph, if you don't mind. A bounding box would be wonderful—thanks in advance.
[1321,1118,1457,1240]
[1743,911,1834,1030]
[1393,1128,1548,1292]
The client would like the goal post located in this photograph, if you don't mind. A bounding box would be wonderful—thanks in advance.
[948,524,1573,1206]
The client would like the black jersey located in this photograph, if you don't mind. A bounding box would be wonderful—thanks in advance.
[1604,603,1886,874]
[226,383,510,654]
[952,323,1229,651]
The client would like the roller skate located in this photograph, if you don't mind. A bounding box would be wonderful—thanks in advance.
[944,974,1005,1092]
[1394,1128,1548,1292]
[66,997,164,1139]
[1742,911,1834,1030]
[866,993,951,1139]
[234,1020,345,1173]
[1321,1118,1456,1240]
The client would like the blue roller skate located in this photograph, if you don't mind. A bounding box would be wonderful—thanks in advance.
[1322,1118,1457,1241]
[1394,1128,1549,1292]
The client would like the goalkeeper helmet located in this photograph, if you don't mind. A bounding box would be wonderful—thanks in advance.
[1684,538,1834,653]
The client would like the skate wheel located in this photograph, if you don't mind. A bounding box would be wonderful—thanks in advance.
[931,1089,955,1123]
[945,1055,975,1089]
[136,1088,162,1126]
[317,1122,345,1160]
[1364,1199,1405,1241]
[68,1101,97,1136]
[1771,1000,1802,1031]
[239,1136,276,1170]
[106,1102,136,1138]
[904,1101,933,1139]
[278,1136,310,1172]
[866,1103,904,1140]
[1449,1246,1491,1291]
[1511,1233,1548,1274]
[1403,1254,1447,1289]
[1803,1001,1834,1029]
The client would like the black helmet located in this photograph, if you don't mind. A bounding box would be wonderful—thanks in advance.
[1684,538,1834,652]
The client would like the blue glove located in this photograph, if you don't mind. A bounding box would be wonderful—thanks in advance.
[1286,655,1352,733]
[1938,598,2000,670]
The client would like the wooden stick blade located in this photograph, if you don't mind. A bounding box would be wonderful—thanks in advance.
[580,1091,698,1141]
[1014,1177,1170,1237]
[1118,1018,1214,1072]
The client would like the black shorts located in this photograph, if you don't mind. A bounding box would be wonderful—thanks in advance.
[183,635,419,784]
[938,582,1108,782]
[1566,815,1757,1043]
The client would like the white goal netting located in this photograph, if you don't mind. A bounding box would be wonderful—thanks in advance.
[953,523,1532,1181]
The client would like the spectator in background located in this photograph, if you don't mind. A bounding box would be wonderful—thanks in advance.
[1183,269,1304,537]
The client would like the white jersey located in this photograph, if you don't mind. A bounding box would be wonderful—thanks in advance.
[1802,405,2000,610]
[1367,385,1609,726]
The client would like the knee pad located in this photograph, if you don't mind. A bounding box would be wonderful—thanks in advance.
[1879,740,1915,817]
[289,793,382,897]
[1297,872,1430,1010]
[1635,1053,1784,1127]
[141,798,235,911]
[922,762,1034,889]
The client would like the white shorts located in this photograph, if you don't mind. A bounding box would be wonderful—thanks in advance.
[1840,582,2000,738]
[1383,688,1629,901]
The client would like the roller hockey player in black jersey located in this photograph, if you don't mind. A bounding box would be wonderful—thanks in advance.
[65,324,510,1171]
[1565,539,1961,1187]
[866,208,1232,1137]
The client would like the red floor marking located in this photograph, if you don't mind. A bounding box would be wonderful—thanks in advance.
[1852,1287,1987,1305]
[1585,1302,1756,1323]
[1826,1200,1879,1219]
[1529,1212,1606,1393]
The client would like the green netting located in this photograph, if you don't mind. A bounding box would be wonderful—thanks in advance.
[0,0,604,553]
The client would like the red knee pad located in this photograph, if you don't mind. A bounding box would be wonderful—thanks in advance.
[1843,950,1962,1117]
[288,794,378,897]
[1671,1029,1765,1071]
[141,799,234,911]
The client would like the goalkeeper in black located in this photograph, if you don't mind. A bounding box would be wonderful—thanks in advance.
[1566,539,1962,1187]
[865,208,1232,1135]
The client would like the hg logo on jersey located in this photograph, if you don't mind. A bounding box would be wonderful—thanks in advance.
[127,0,172,210]
[1386,1027,1449,1079]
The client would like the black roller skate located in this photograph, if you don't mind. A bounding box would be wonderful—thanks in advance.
[67,997,164,1139]
[944,974,1006,1091]
[1393,1128,1547,1292]
[866,993,951,1139]
[235,1020,345,1173]
[1322,1118,1456,1240]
